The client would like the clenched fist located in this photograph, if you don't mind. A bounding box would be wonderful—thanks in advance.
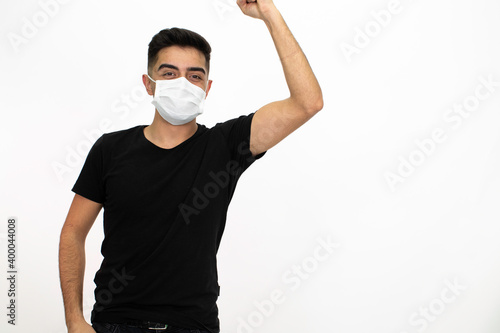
[236,0,279,21]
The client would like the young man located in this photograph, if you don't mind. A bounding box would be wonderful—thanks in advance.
[59,1,323,332]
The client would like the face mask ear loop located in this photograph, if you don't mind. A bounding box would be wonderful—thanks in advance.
[147,74,157,97]
[147,74,156,83]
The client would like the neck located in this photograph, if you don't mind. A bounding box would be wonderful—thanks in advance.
[144,112,198,149]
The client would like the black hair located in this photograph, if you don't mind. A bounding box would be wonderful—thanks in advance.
[148,27,212,75]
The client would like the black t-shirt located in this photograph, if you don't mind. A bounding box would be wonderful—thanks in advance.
[72,113,265,333]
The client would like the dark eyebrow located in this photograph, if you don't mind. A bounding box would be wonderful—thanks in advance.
[157,63,206,75]
[157,63,179,72]
[187,67,206,75]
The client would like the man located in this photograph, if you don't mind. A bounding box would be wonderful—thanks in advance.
[59,0,323,332]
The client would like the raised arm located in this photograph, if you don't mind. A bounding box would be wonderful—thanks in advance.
[59,194,102,333]
[236,0,324,156]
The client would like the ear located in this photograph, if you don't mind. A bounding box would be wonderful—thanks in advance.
[205,80,213,99]
[143,74,155,96]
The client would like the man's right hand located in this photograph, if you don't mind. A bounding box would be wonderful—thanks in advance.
[68,321,97,333]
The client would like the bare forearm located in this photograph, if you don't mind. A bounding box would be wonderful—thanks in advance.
[59,230,87,327]
[263,8,323,113]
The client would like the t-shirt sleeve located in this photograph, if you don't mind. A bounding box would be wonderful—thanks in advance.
[216,112,266,172]
[71,135,105,204]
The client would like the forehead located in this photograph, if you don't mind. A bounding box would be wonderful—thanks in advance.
[154,46,206,71]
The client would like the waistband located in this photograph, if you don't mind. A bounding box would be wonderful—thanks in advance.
[124,321,182,331]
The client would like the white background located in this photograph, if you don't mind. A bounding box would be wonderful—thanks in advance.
[1,0,500,332]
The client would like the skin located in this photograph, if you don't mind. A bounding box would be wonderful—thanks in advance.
[59,1,323,332]
[142,45,213,150]
[240,0,324,156]
[59,194,102,333]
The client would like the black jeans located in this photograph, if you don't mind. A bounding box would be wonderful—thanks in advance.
[92,322,212,333]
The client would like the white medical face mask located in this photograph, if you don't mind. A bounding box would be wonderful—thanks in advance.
[148,75,207,126]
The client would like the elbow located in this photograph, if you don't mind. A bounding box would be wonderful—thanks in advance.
[313,96,324,113]
[290,90,324,116]
[304,95,324,115]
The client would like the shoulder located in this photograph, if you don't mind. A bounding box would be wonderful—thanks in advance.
[208,113,255,138]
[99,125,145,146]
[102,125,144,140]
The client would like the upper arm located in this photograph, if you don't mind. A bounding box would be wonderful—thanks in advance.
[61,194,103,240]
[249,98,316,156]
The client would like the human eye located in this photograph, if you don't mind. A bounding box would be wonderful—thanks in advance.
[162,72,176,78]
[191,74,203,80]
